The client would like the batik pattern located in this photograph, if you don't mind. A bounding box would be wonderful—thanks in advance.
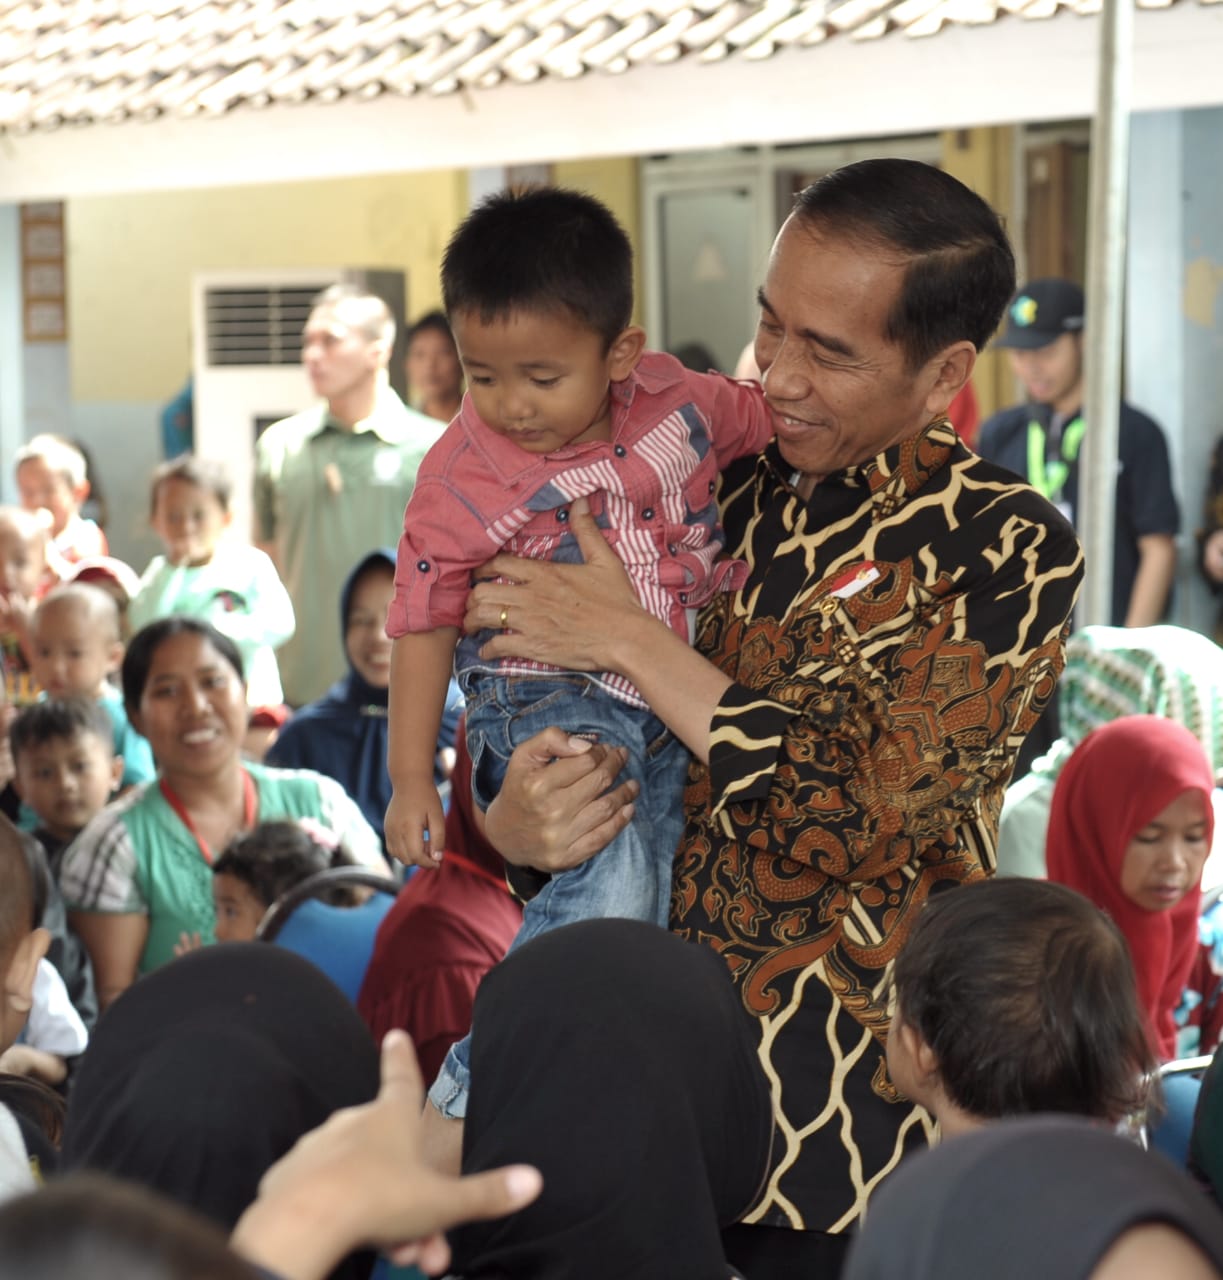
[671,418,1084,1232]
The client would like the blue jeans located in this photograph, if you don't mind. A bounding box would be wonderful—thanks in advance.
[427,672,690,1120]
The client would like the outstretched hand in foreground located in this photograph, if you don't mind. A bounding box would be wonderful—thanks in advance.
[232,1029,543,1279]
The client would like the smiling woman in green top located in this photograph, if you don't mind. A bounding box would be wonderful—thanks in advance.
[61,617,385,1010]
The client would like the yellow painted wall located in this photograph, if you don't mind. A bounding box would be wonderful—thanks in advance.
[552,155,643,324]
[67,157,642,402]
[67,168,468,402]
[940,126,1018,420]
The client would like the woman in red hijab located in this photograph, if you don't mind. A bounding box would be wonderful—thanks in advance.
[1046,714,1215,1060]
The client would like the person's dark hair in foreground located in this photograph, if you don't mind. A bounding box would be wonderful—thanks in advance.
[448,918,773,1280]
[842,1117,1223,1280]
[0,1174,256,1280]
[890,879,1157,1125]
[61,945,379,1278]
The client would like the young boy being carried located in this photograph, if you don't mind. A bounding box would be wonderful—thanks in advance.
[0,508,58,708]
[385,187,772,1120]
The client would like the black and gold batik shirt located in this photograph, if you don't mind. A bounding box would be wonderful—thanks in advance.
[671,418,1085,1235]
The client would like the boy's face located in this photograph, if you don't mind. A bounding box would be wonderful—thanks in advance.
[0,519,45,600]
[212,872,267,943]
[14,730,122,841]
[16,458,83,539]
[345,564,395,688]
[30,600,122,699]
[451,308,643,455]
[151,478,231,567]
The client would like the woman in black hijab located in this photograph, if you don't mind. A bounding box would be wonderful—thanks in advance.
[448,918,774,1280]
[60,945,380,1275]
[843,1116,1223,1280]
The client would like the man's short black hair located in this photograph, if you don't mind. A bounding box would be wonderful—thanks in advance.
[10,697,115,766]
[441,186,634,349]
[893,878,1155,1123]
[793,158,1016,371]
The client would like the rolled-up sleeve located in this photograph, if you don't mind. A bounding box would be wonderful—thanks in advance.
[60,812,148,915]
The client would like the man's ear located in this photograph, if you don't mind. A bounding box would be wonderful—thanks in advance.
[607,326,647,382]
[4,927,50,1020]
[897,1019,942,1091]
[923,341,977,419]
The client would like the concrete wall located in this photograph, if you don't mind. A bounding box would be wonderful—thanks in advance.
[1127,106,1223,634]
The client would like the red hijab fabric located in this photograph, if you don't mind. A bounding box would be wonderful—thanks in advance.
[1046,714,1215,1059]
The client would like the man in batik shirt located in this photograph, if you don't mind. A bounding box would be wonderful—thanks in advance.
[454,159,1084,1278]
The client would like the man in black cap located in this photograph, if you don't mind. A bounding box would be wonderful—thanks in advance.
[978,277,1178,628]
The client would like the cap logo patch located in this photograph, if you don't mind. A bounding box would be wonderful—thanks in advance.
[1011,296,1038,327]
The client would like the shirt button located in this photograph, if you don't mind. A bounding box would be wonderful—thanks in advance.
[642,507,655,520]
[614,445,627,458]
[416,559,430,572]
[668,543,678,554]
[708,481,715,494]
[679,593,688,604]
[557,508,569,522]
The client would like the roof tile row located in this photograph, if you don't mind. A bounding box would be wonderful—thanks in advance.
[0,0,1215,132]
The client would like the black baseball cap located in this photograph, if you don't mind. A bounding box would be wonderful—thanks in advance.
[995,278,1085,350]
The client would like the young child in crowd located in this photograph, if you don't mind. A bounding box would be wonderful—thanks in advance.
[62,558,142,642]
[9,699,122,880]
[887,878,1157,1137]
[14,435,106,568]
[384,187,773,1120]
[1046,714,1215,1061]
[129,456,295,711]
[267,548,462,848]
[0,508,56,705]
[28,585,154,790]
[0,817,61,1091]
[209,819,356,943]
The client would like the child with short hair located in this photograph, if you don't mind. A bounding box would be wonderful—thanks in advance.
[0,815,72,1091]
[385,186,772,1120]
[0,508,57,707]
[28,585,154,789]
[129,456,295,710]
[13,435,106,566]
[887,878,1157,1137]
[210,819,355,943]
[10,698,123,879]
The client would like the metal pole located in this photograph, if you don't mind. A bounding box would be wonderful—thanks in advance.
[1078,0,1134,626]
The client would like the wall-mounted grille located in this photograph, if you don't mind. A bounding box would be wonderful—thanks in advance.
[202,285,323,366]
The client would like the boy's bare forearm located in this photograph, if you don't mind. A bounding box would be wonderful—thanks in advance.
[388,629,461,784]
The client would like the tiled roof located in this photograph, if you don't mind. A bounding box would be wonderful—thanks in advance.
[0,0,1216,134]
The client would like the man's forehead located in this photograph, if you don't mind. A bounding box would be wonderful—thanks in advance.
[304,305,352,337]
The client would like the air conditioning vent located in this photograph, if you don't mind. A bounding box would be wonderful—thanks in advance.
[203,285,321,366]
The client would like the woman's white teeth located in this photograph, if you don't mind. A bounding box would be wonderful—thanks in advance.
[182,728,217,745]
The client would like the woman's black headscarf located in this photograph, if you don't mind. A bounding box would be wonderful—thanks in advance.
[449,919,774,1280]
[843,1116,1223,1280]
[61,945,379,1260]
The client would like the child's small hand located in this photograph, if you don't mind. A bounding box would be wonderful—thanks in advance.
[385,781,447,870]
[174,931,203,957]
[0,1044,68,1086]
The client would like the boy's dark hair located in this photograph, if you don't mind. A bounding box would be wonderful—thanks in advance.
[213,820,355,911]
[0,1174,256,1280]
[123,618,243,717]
[793,158,1016,372]
[0,817,35,966]
[10,697,116,768]
[149,455,232,516]
[893,878,1155,1122]
[441,186,634,349]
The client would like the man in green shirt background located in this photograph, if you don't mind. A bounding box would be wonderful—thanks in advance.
[255,284,441,706]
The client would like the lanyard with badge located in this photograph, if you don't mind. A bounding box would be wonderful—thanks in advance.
[1026,416,1085,518]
